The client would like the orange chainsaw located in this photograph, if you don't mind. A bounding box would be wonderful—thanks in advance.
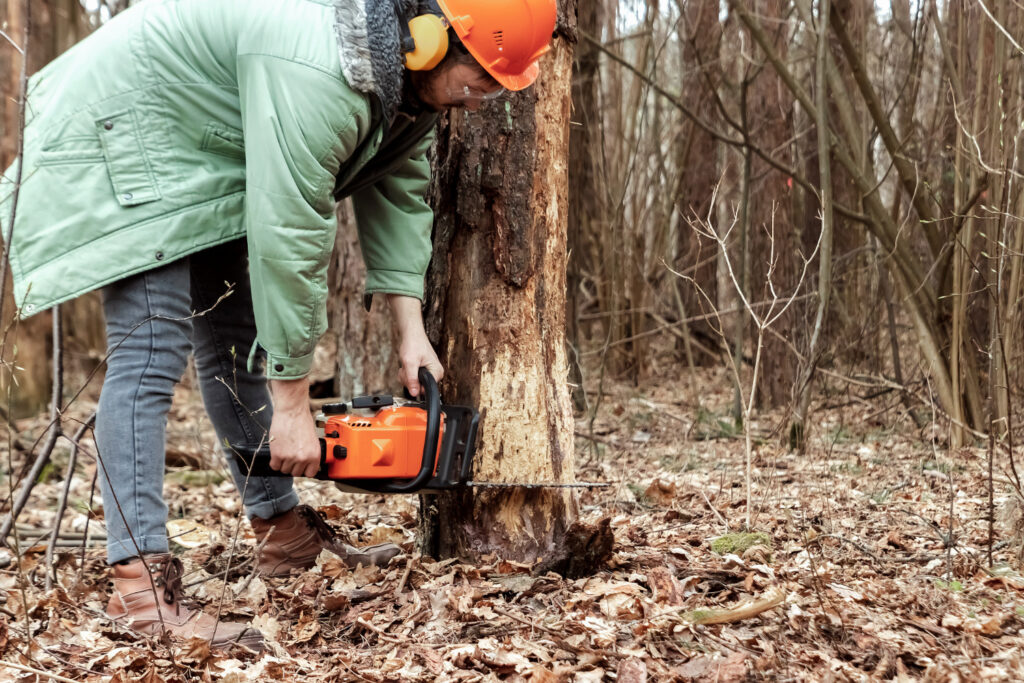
[233,369,479,493]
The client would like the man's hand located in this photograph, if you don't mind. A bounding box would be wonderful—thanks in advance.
[268,377,321,478]
[388,294,444,397]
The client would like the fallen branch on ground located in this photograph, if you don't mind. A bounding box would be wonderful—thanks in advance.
[685,585,787,625]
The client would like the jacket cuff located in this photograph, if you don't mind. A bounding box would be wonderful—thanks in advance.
[264,349,315,380]
[363,268,425,311]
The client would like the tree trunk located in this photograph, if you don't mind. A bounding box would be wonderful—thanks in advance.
[1,0,99,417]
[323,200,398,398]
[673,0,722,368]
[566,0,602,412]
[420,2,580,564]
[790,0,834,451]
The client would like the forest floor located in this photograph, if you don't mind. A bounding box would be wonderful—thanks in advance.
[1,359,1024,682]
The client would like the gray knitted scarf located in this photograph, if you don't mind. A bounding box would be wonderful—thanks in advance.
[334,0,415,122]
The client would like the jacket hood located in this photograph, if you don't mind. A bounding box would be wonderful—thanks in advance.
[333,0,415,123]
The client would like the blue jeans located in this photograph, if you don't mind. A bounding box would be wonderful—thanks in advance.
[95,240,299,564]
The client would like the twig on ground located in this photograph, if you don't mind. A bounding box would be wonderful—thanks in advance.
[0,303,65,545]
[813,534,941,564]
[687,586,786,625]
[395,554,415,596]
[574,430,618,448]
[492,606,587,653]
[45,414,95,590]
[699,489,729,530]
[234,528,275,594]
[812,533,881,563]
[1,423,61,544]
[17,525,107,541]
[0,660,81,683]
[78,468,98,585]
[356,617,405,644]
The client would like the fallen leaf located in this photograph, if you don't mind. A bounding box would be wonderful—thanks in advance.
[644,479,676,505]
[617,657,648,683]
[828,582,865,602]
[941,614,963,629]
[600,591,644,619]
[573,669,606,683]
[677,653,747,682]
[165,518,215,548]
[365,525,405,546]
[290,612,320,645]
[646,567,683,606]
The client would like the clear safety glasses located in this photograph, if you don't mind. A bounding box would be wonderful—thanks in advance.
[447,84,508,107]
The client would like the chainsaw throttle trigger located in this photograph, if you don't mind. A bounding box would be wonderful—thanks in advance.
[351,367,441,493]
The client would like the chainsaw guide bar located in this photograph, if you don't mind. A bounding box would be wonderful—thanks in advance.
[465,481,611,489]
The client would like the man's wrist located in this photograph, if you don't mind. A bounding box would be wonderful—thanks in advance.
[270,377,310,413]
[387,294,426,338]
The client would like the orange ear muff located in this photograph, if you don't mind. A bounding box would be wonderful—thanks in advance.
[405,14,450,71]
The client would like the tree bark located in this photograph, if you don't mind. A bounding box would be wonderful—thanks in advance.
[790,0,834,451]
[420,2,580,564]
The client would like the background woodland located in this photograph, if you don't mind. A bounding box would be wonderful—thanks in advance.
[1,0,1024,680]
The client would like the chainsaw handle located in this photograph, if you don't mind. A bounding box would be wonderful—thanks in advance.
[370,367,441,493]
[232,441,331,480]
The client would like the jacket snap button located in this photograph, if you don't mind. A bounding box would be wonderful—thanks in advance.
[154,250,164,260]
[274,363,284,372]
[122,192,133,201]
[103,120,114,130]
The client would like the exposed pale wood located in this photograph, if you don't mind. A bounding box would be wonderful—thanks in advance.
[686,586,786,625]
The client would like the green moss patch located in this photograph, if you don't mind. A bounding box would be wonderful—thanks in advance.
[710,532,771,555]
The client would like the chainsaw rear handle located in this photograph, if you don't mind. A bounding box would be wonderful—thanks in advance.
[231,367,441,490]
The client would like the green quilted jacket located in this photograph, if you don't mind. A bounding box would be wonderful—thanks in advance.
[0,0,437,379]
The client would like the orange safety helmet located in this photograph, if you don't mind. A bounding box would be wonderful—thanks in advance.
[434,0,558,91]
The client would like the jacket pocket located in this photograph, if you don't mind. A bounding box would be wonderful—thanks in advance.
[38,136,104,166]
[94,109,161,207]
[200,123,245,161]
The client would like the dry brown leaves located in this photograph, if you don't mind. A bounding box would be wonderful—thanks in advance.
[1,367,1024,680]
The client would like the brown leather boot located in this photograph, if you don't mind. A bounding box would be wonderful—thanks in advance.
[106,554,264,652]
[251,505,402,577]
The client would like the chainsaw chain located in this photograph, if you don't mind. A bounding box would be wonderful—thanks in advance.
[465,481,611,489]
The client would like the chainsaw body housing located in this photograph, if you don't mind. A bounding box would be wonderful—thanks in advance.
[321,406,444,480]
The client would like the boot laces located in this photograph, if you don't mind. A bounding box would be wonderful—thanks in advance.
[297,505,339,542]
[150,556,187,615]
